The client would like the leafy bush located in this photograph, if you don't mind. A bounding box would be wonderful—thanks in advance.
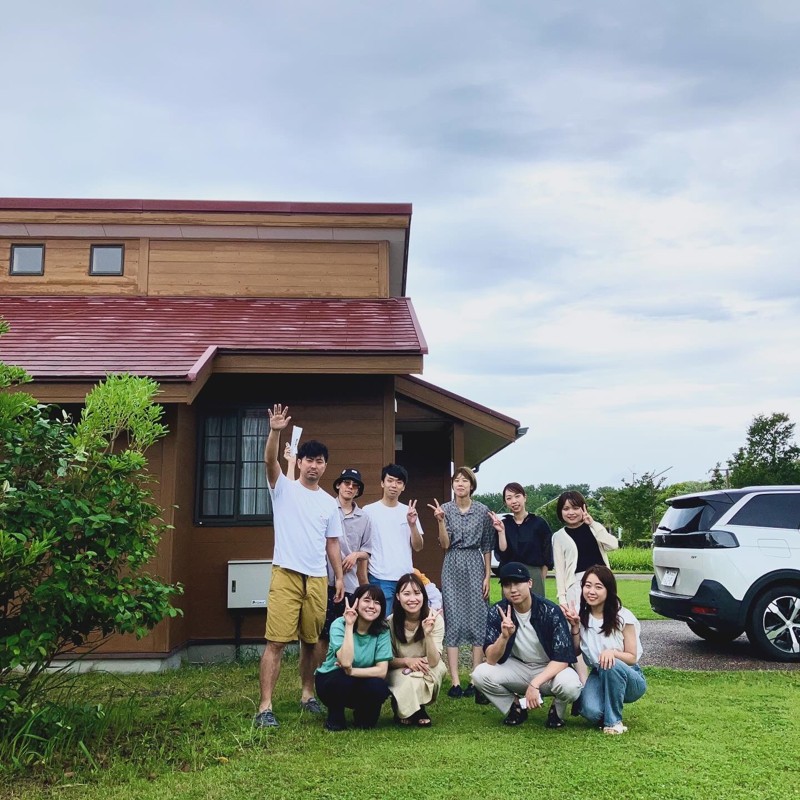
[0,328,182,720]
[608,546,653,573]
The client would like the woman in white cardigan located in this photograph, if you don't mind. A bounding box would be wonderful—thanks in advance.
[552,490,619,608]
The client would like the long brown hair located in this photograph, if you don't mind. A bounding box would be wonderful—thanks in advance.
[578,565,622,636]
[391,572,430,644]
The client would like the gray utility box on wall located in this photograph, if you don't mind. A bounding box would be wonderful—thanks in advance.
[227,560,273,609]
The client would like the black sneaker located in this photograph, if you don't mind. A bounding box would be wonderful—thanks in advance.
[463,683,476,698]
[545,704,565,729]
[300,697,323,714]
[324,717,347,732]
[474,689,490,705]
[447,684,464,699]
[253,709,279,729]
[503,702,528,726]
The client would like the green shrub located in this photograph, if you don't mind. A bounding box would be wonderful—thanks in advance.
[608,546,653,573]
[0,334,183,721]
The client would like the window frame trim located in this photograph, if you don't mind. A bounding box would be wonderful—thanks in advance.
[194,406,274,527]
[9,243,45,276]
[89,243,125,276]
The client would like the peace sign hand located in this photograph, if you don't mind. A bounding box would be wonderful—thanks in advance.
[582,504,594,526]
[421,607,439,636]
[426,498,445,522]
[343,596,358,627]
[488,511,505,534]
[561,603,580,628]
[499,605,516,639]
[268,404,291,431]
[406,499,419,526]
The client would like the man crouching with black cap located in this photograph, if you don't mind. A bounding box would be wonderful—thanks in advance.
[314,468,375,666]
[471,562,582,727]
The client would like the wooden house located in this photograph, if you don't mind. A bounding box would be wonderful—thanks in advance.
[0,198,522,667]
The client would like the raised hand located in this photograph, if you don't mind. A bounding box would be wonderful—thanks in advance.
[426,498,445,522]
[561,603,580,629]
[343,595,358,627]
[267,404,291,431]
[499,605,516,639]
[406,499,419,526]
[421,607,439,636]
[488,511,505,534]
[582,504,594,526]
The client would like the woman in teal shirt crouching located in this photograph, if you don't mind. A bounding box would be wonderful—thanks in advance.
[315,583,392,731]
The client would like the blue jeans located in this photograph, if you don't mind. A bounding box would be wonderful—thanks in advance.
[579,660,646,727]
[367,575,397,613]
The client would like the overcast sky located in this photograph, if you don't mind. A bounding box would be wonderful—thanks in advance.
[2,1,799,492]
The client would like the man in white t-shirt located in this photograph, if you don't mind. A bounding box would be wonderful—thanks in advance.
[254,404,344,729]
[471,562,582,728]
[362,463,424,605]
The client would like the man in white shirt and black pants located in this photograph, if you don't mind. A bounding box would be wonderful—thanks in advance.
[362,463,424,606]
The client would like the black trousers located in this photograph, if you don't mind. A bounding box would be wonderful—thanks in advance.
[315,668,389,728]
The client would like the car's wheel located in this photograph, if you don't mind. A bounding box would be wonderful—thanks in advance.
[746,584,800,662]
[686,620,743,643]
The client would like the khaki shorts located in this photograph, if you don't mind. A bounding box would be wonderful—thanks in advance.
[265,566,328,644]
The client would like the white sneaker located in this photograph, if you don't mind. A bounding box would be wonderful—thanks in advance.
[603,722,628,735]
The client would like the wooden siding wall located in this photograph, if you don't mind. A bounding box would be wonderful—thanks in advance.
[185,374,393,642]
[147,240,384,298]
[90,406,176,655]
[1,237,387,298]
[395,430,453,586]
[1,238,140,295]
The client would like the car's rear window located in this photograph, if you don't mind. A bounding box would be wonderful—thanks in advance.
[729,493,800,529]
[657,500,726,533]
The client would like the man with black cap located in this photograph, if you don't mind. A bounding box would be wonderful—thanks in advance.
[471,562,582,728]
[314,468,374,665]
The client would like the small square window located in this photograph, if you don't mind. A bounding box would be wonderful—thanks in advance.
[90,244,124,276]
[10,244,45,275]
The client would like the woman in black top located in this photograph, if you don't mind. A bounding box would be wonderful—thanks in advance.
[552,490,618,607]
[489,482,553,597]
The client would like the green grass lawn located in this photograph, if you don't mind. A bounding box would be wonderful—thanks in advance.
[3,658,798,800]
[490,577,661,620]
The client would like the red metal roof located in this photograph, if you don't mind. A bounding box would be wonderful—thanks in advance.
[0,296,427,381]
[0,198,413,216]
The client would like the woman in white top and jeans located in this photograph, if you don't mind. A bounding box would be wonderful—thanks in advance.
[563,565,646,735]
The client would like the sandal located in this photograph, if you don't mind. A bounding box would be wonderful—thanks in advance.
[603,722,628,735]
[416,707,432,727]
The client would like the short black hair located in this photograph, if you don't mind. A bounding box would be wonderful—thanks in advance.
[297,440,329,462]
[381,463,408,483]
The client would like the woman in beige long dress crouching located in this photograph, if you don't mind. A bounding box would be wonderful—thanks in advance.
[387,572,447,726]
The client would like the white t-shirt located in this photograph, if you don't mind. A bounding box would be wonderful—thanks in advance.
[511,608,550,668]
[362,500,422,581]
[580,606,643,668]
[269,472,342,577]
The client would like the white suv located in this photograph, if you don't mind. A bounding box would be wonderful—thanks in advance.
[649,486,800,662]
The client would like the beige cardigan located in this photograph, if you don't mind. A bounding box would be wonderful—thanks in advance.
[552,521,619,604]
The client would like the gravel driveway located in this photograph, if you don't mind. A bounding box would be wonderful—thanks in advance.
[640,619,800,670]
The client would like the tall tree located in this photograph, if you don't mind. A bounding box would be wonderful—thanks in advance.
[601,471,669,545]
[727,412,800,488]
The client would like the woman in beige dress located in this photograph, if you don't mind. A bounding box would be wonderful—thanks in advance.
[387,572,446,726]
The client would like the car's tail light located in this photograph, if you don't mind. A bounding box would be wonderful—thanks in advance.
[652,530,739,549]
